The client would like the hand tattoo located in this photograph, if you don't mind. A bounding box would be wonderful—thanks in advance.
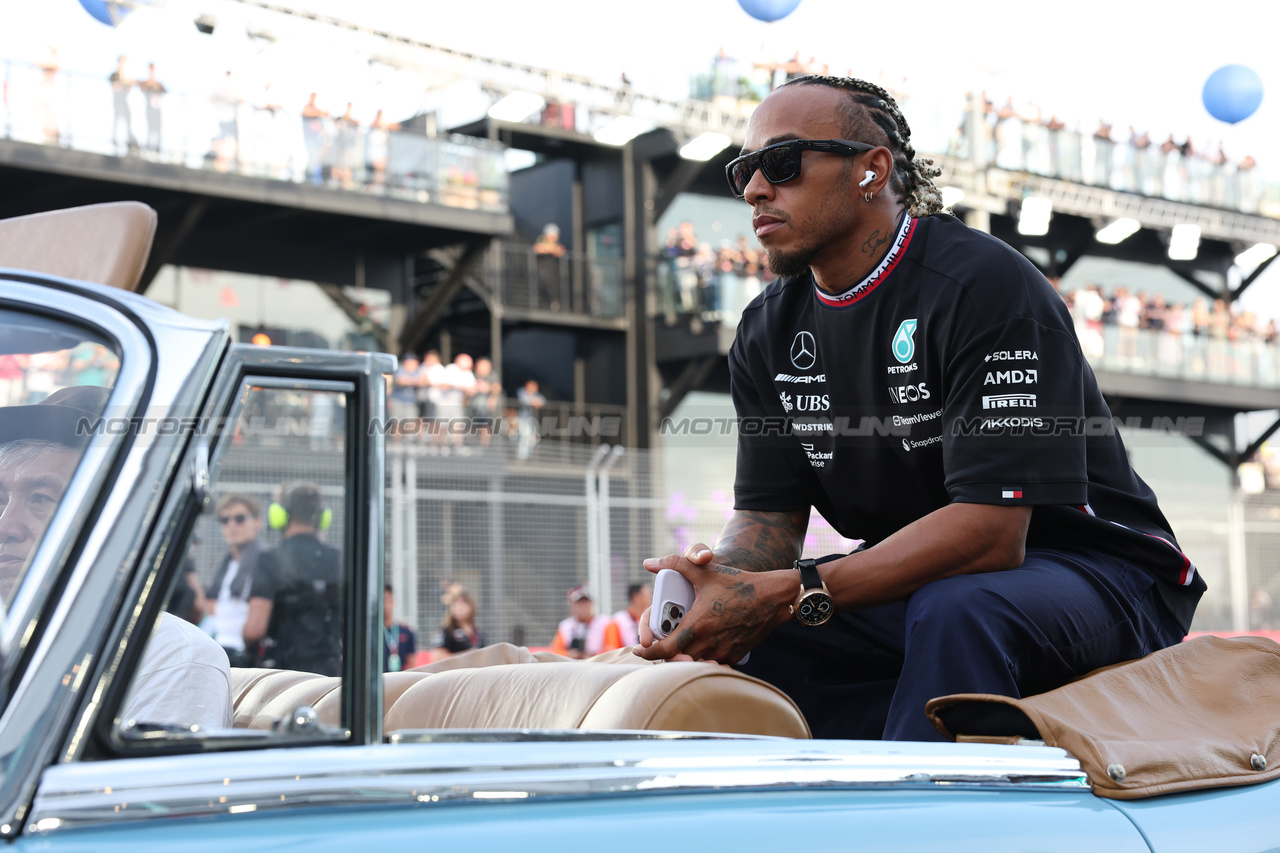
[675,627,697,650]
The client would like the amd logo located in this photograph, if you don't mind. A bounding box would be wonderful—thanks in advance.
[983,369,1038,385]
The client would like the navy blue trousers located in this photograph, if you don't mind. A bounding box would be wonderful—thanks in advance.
[736,547,1186,742]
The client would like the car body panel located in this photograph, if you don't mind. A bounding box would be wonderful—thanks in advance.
[4,270,1280,851]
[24,739,1142,852]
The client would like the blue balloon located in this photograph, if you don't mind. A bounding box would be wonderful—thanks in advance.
[78,0,131,27]
[737,0,802,23]
[1202,64,1264,124]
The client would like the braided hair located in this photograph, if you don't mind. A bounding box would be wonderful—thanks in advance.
[781,75,944,217]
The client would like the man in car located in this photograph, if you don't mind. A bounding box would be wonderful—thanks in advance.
[0,386,232,729]
[244,481,342,675]
[636,76,1201,742]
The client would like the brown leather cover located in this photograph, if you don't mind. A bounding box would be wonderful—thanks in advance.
[926,636,1280,799]
[0,202,157,291]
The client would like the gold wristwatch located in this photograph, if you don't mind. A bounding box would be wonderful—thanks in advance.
[790,558,834,626]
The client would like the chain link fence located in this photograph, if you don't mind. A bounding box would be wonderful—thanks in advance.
[187,433,1278,650]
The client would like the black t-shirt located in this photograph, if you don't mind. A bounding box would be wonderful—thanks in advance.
[253,532,343,676]
[730,212,1204,630]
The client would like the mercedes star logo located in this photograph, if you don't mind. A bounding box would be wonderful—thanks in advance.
[790,331,817,371]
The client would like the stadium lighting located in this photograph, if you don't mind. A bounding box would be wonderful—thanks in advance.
[487,91,546,123]
[1235,242,1278,273]
[679,132,732,162]
[1168,224,1201,261]
[1017,196,1052,236]
[1095,217,1142,245]
[939,186,965,210]
[593,116,653,146]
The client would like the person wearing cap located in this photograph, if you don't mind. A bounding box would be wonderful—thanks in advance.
[550,585,610,659]
[244,481,342,675]
[0,385,233,730]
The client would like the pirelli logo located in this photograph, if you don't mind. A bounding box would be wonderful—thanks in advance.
[982,393,1037,410]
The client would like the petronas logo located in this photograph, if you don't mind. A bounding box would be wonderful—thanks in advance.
[892,319,918,364]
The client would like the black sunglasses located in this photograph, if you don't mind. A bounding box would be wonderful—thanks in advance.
[219,513,250,525]
[725,138,877,199]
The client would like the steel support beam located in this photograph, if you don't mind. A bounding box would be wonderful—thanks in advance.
[398,241,488,356]
[658,354,719,420]
[318,283,394,354]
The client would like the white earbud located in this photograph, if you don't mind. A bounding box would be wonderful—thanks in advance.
[859,170,877,188]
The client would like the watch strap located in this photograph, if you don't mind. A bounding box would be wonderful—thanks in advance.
[794,558,823,590]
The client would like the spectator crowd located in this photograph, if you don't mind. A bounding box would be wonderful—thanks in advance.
[389,350,548,457]
[659,221,774,323]
[1060,283,1280,380]
[953,94,1262,213]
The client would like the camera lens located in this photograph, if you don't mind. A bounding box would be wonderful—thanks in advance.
[670,605,683,620]
[661,620,672,634]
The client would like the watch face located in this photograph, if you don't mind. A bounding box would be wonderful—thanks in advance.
[796,590,834,626]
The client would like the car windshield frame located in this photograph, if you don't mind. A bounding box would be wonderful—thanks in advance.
[0,279,151,699]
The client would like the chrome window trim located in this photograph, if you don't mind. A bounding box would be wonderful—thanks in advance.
[0,278,228,839]
[70,352,391,763]
[27,740,1088,833]
[0,281,151,672]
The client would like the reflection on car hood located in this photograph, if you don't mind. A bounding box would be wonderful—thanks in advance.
[29,737,1086,834]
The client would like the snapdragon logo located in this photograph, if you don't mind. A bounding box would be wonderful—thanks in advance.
[901,434,942,452]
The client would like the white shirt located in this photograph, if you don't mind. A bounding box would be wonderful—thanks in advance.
[213,558,249,652]
[122,612,233,730]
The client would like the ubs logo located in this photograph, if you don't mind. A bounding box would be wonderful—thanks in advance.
[790,331,817,371]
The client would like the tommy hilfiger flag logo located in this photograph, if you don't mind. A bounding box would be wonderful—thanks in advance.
[1002,488,1024,500]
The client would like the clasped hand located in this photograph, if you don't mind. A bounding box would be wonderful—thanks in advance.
[632,543,790,665]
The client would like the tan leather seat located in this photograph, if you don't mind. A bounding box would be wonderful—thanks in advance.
[229,644,810,739]
[0,201,157,291]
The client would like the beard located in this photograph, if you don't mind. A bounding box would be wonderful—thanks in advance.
[757,240,819,277]
[764,244,818,278]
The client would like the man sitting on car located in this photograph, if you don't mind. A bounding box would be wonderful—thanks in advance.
[0,386,233,730]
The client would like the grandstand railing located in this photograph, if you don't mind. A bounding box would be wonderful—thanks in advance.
[485,243,625,320]
[1,59,509,212]
[656,261,1280,390]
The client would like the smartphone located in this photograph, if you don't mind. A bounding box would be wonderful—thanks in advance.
[648,568,750,664]
[649,569,695,639]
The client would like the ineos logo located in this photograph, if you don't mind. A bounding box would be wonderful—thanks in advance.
[790,332,817,371]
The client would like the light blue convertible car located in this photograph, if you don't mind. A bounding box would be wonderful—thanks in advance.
[0,203,1278,852]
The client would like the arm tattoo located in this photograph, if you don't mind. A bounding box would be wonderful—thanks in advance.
[713,510,808,572]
